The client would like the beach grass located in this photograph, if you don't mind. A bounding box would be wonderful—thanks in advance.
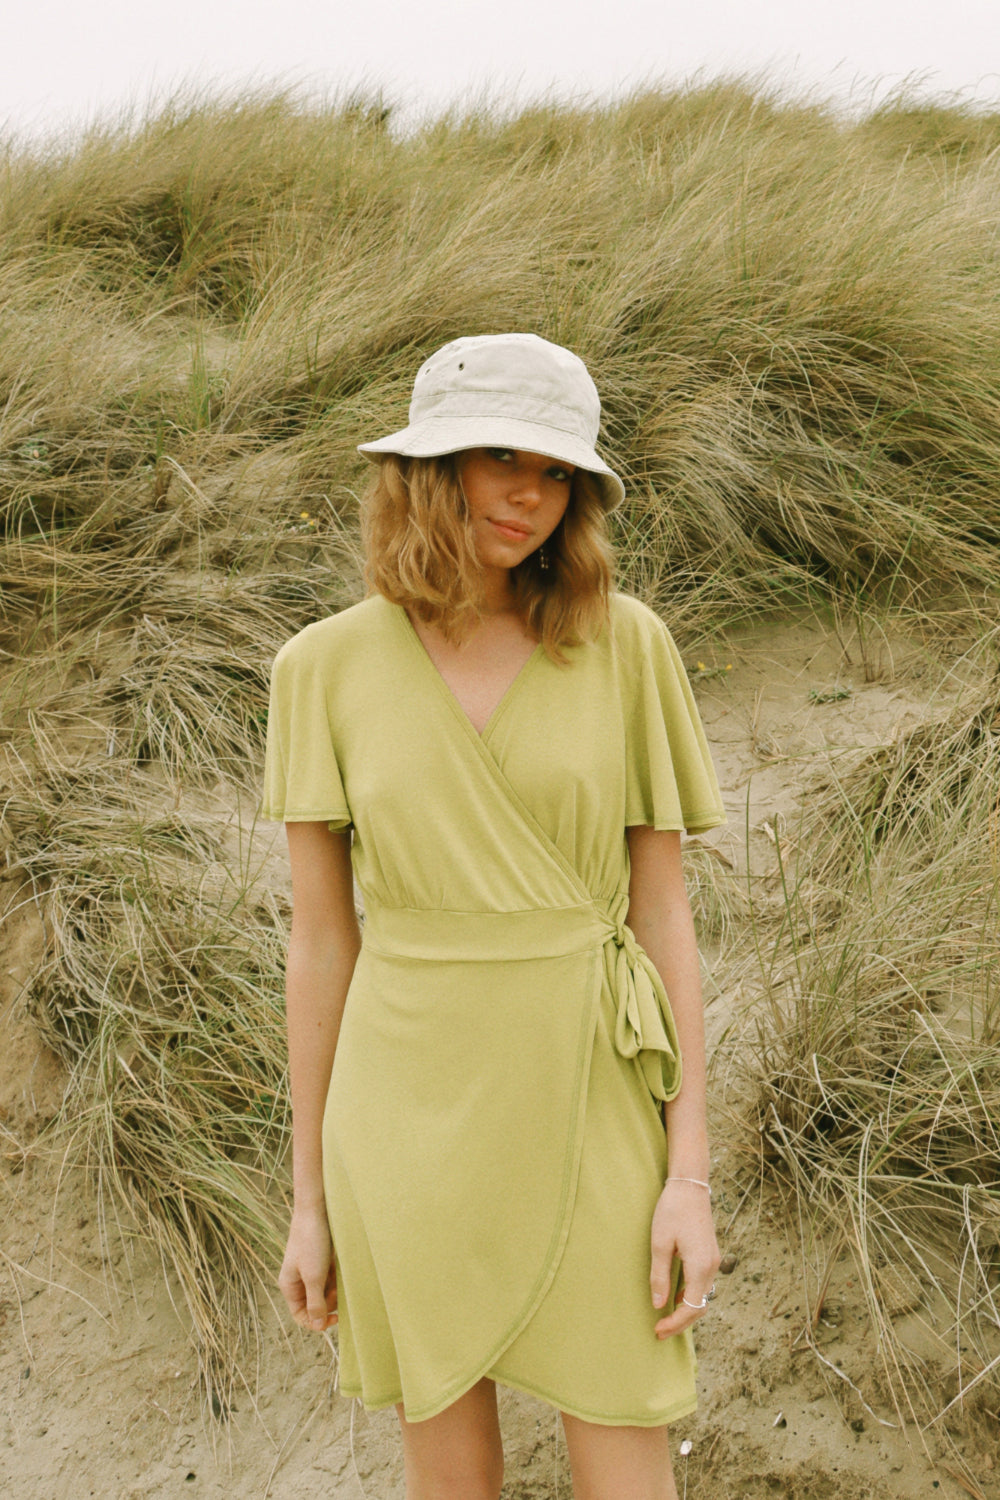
[740,680,1000,1429]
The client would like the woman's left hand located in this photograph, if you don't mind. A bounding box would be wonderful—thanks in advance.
[649,1179,721,1338]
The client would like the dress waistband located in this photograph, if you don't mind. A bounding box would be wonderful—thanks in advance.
[363,896,682,1105]
[363,903,603,961]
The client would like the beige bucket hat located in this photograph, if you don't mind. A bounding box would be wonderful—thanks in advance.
[358,332,626,511]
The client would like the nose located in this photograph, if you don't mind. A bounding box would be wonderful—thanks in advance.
[508,461,545,507]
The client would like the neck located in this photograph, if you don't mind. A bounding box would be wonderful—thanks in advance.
[479,566,517,616]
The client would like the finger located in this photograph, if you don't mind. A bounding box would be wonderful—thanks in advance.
[655,1271,716,1335]
[323,1259,339,1318]
[278,1270,307,1320]
[649,1246,677,1310]
[297,1267,336,1331]
[278,1253,338,1332]
[654,1305,703,1338]
[280,1279,320,1331]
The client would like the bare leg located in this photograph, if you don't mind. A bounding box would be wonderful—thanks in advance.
[560,1411,679,1500]
[395,1376,504,1500]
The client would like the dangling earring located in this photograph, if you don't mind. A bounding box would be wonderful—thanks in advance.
[538,544,550,572]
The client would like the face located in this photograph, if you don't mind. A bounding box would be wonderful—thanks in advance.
[456,447,574,572]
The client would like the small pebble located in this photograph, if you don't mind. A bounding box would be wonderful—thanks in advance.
[719,1253,739,1275]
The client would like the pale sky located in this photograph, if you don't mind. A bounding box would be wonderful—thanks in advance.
[3,0,999,141]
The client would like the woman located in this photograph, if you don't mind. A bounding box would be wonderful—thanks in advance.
[262,332,725,1500]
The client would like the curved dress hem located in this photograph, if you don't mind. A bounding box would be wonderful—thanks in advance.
[624,814,727,835]
[263,807,351,824]
[336,1368,698,1428]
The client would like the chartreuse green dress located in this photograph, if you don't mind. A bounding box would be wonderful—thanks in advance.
[262,590,725,1426]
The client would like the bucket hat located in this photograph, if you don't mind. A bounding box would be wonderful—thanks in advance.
[357,332,625,511]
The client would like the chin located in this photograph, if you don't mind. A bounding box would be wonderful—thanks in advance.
[480,538,531,566]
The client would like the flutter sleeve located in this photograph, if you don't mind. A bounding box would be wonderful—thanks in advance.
[260,633,352,828]
[623,609,726,835]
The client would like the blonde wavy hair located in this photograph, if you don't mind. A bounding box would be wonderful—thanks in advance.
[360,454,616,661]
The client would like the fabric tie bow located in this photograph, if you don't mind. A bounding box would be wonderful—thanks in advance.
[600,893,682,1104]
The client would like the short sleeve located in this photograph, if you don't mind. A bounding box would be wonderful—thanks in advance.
[260,635,352,827]
[623,612,726,835]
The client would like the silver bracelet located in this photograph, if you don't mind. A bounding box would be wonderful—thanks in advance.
[664,1176,712,1198]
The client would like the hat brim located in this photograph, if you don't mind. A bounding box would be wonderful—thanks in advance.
[358,415,625,511]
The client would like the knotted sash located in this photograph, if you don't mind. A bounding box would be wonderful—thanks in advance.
[599,891,681,1103]
[364,895,682,1105]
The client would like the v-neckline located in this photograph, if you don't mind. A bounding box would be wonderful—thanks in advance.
[393,602,544,741]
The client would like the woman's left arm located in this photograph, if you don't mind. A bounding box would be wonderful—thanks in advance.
[625,824,721,1339]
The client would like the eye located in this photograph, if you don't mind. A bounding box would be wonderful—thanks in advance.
[547,464,573,483]
[486,447,515,463]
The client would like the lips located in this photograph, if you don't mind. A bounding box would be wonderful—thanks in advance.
[488,518,533,539]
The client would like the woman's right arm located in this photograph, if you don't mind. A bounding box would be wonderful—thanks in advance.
[277,820,361,1333]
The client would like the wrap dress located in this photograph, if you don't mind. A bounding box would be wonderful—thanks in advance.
[261,590,726,1426]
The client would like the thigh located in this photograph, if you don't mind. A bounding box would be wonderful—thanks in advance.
[560,1411,678,1500]
[395,1376,503,1500]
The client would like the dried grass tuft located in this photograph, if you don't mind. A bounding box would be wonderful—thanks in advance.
[6,769,291,1406]
[744,681,1000,1429]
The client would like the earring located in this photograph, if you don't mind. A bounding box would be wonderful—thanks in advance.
[538,544,550,572]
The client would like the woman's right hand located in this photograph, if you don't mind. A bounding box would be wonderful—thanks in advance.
[278,1204,338,1332]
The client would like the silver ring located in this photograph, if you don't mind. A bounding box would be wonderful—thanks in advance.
[680,1294,709,1310]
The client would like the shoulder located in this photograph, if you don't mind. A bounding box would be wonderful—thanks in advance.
[605,593,696,713]
[607,591,676,655]
[272,595,394,678]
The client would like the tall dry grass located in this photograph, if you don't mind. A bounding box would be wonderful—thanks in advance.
[4,81,1000,623]
[2,79,1000,1408]
[6,770,290,1400]
[742,679,1000,1432]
